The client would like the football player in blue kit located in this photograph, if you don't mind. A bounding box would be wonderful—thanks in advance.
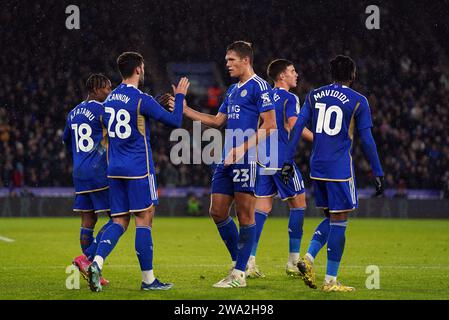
[182,41,277,288]
[246,59,313,279]
[63,73,113,287]
[284,55,384,292]
[87,52,190,292]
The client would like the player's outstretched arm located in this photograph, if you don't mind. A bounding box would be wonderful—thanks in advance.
[359,127,384,196]
[167,94,227,129]
[142,77,190,128]
[183,104,227,129]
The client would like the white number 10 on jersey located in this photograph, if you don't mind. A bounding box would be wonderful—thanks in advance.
[315,103,343,136]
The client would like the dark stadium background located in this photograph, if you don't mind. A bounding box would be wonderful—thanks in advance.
[1,0,449,216]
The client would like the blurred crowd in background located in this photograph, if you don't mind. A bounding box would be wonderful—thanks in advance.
[1,1,449,197]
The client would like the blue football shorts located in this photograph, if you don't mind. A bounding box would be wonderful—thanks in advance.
[211,162,258,195]
[313,178,358,213]
[255,163,305,200]
[109,174,159,217]
[73,188,110,214]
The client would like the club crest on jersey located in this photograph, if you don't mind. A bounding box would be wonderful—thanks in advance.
[240,89,248,97]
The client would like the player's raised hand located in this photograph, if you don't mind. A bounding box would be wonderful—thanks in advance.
[156,93,173,109]
[172,77,190,96]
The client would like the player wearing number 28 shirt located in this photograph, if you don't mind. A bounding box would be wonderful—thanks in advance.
[87,52,190,293]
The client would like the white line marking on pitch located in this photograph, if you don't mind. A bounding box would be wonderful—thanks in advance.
[0,236,15,243]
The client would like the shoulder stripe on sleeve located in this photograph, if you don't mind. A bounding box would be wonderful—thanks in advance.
[254,76,268,90]
[253,77,265,91]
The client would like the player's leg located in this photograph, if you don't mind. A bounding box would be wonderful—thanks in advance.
[80,211,97,253]
[296,179,329,289]
[247,171,276,278]
[88,179,130,292]
[279,165,307,275]
[321,179,357,292]
[73,193,96,254]
[233,191,257,278]
[72,194,97,279]
[284,193,306,276]
[210,165,238,265]
[131,174,172,290]
[245,196,271,278]
[83,189,113,261]
[213,163,257,288]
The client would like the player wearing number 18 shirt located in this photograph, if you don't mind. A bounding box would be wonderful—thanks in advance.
[63,74,113,287]
[87,52,190,292]
[284,55,384,292]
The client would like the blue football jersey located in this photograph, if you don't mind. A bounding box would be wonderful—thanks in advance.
[258,87,300,168]
[102,83,184,178]
[63,100,108,193]
[297,83,373,180]
[218,74,275,161]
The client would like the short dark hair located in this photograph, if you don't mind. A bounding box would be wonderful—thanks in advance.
[116,51,144,79]
[226,41,254,65]
[85,73,110,93]
[267,59,294,82]
[330,55,356,82]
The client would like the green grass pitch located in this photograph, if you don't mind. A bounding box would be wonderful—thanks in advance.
[0,216,448,300]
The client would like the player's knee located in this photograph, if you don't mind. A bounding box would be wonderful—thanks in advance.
[288,194,306,209]
[256,205,272,214]
[330,212,349,221]
[235,209,254,225]
[209,207,228,223]
[81,212,97,228]
[112,216,130,231]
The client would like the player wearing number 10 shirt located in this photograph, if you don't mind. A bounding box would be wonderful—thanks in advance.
[285,55,384,292]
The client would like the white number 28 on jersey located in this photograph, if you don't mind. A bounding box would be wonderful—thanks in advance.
[105,108,132,139]
[315,103,343,136]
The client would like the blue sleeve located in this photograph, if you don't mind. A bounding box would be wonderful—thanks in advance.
[218,94,229,114]
[256,85,275,114]
[355,97,373,130]
[62,116,72,152]
[140,93,184,128]
[284,93,313,163]
[358,127,383,177]
[285,94,300,120]
[218,85,235,114]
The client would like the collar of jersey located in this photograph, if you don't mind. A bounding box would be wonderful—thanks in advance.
[331,83,349,88]
[237,74,257,88]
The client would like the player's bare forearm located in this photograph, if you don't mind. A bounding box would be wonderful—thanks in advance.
[287,116,313,142]
[184,105,226,129]
[249,110,277,152]
[301,127,313,142]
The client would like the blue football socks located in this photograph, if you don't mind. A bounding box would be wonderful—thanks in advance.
[235,223,256,272]
[326,220,348,278]
[216,216,239,262]
[250,210,268,257]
